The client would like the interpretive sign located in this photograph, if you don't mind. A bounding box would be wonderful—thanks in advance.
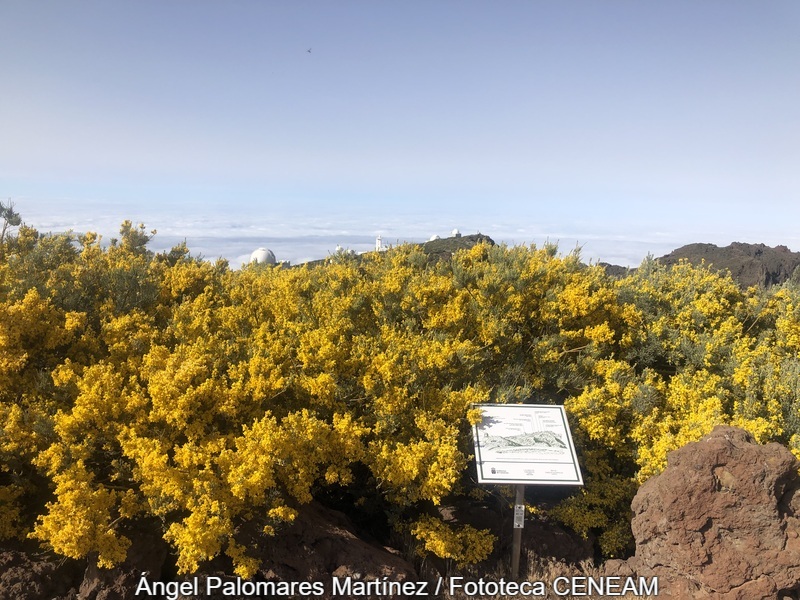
[472,403,583,485]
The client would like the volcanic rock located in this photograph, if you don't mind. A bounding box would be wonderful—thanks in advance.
[608,426,800,599]
[256,501,416,585]
[658,242,800,288]
[0,542,83,600]
[77,527,169,600]
[0,503,415,600]
[174,501,417,600]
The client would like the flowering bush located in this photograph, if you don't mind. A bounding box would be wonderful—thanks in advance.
[2,218,799,569]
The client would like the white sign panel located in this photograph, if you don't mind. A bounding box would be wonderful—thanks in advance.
[472,403,583,485]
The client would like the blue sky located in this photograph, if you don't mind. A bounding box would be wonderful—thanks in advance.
[2,1,798,267]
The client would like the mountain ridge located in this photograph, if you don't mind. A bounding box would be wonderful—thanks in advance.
[602,241,800,288]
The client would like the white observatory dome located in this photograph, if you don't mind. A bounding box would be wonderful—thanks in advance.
[451,228,461,238]
[250,247,276,265]
[429,234,440,241]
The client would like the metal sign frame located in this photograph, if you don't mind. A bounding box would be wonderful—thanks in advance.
[471,403,583,486]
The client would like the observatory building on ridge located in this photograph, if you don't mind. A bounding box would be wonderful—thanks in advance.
[249,247,276,265]
[246,227,468,268]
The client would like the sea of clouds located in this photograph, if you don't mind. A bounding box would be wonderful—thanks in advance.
[17,200,799,271]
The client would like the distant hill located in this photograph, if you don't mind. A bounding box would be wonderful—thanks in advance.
[659,242,800,288]
[299,233,496,269]
[598,262,633,279]
[602,242,800,288]
[422,233,495,263]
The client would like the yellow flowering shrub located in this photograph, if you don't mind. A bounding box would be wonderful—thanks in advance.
[411,515,494,566]
[3,214,800,570]
[32,462,131,568]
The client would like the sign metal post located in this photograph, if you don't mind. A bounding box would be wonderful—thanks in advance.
[511,484,525,579]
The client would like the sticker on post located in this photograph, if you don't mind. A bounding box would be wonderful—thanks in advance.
[513,504,525,529]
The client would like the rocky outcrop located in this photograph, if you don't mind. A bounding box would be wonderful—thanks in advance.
[0,543,83,600]
[423,233,496,264]
[78,527,170,600]
[172,501,417,600]
[607,426,800,599]
[254,501,416,586]
[658,242,800,288]
[0,503,416,600]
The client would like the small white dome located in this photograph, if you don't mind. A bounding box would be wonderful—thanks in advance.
[429,234,440,241]
[451,228,461,238]
[250,247,276,265]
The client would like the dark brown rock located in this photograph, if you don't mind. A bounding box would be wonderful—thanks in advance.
[0,543,83,600]
[77,526,170,600]
[175,501,417,600]
[257,501,416,584]
[0,504,416,600]
[609,426,800,599]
